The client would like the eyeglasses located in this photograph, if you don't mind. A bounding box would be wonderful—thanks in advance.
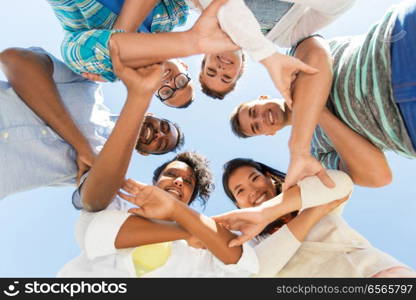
[156,73,191,102]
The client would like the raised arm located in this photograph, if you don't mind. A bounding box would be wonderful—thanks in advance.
[254,195,348,277]
[0,47,95,182]
[277,0,356,47]
[198,0,318,104]
[119,182,243,265]
[282,36,334,190]
[213,170,353,246]
[80,43,161,212]
[112,0,159,32]
[318,108,392,187]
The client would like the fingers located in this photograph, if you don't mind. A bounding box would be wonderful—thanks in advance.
[122,179,146,194]
[229,234,249,248]
[296,59,319,75]
[204,0,228,16]
[117,191,137,203]
[127,207,145,217]
[82,73,106,82]
[316,169,336,188]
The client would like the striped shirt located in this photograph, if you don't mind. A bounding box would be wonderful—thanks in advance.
[308,7,416,169]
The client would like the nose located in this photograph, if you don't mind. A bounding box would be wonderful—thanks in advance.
[173,177,183,187]
[248,189,256,203]
[154,129,166,139]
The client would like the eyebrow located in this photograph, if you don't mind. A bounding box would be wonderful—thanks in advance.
[248,172,257,181]
[233,183,242,194]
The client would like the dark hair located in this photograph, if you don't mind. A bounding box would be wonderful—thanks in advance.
[222,158,286,206]
[222,158,295,235]
[199,54,246,100]
[153,152,214,206]
[229,103,249,138]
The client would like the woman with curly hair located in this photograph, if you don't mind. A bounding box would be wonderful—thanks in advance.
[59,151,260,277]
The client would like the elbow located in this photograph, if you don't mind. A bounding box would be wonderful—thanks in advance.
[0,47,26,67]
[81,194,108,213]
[353,167,393,188]
[221,247,243,265]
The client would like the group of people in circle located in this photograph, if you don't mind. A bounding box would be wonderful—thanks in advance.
[1,0,416,277]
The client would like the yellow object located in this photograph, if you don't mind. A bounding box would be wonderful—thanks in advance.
[132,242,172,277]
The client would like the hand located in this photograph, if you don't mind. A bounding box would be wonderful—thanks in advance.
[186,235,206,249]
[283,152,335,191]
[82,73,107,82]
[117,179,178,220]
[262,53,318,108]
[75,148,96,185]
[110,40,163,94]
[213,207,269,247]
[190,0,239,54]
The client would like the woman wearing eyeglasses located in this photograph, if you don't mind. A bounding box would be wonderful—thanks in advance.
[46,0,238,108]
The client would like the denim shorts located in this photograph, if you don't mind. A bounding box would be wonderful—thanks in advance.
[391,0,416,150]
[243,0,294,35]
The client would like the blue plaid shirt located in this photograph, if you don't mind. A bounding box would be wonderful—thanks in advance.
[0,48,115,199]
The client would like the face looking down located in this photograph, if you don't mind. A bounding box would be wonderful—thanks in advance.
[136,115,180,155]
[236,97,289,137]
[157,59,194,108]
[154,160,196,205]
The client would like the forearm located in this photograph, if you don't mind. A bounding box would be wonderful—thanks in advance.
[282,0,356,15]
[319,110,392,187]
[202,0,277,62]
[81,91,150,212]
[110,31,199,68]
[115,215,191,249]
[112,0,159,32]
[289,38,333,153]
[0,48,91,152]
[172,201,242,264]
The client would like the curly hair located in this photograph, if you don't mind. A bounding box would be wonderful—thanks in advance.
[153,151,214,207]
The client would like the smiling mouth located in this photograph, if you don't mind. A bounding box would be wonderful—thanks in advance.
[140,122,155,145]
[218,55,233,65]
[253,193,266,206]
[162,68,172,80]
[164,187,183,200]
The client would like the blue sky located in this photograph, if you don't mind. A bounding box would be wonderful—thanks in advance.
[0,0,415,276]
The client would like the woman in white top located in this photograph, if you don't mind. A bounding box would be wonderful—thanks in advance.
[217,158,416,277]
[60,155,355,277]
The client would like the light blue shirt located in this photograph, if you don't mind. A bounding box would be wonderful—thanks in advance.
[0,48,115,199]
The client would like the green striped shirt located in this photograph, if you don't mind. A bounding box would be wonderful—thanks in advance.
[308,7,416,169]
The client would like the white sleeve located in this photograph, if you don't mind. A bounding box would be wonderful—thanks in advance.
[210,242,259,276]
[279,0,356,46]
[199,0,277,62]
[75,205,132,260]
[298,169,353,209]
[282,0,356,15]
[253,225,301,277]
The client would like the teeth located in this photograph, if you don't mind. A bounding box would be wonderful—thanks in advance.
[145,127,151,141]
[219,55,232,64]
[166,188,181,198]
[254,194,266,205]
[268,111,274,125]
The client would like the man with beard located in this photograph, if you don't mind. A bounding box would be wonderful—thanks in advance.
[0,47,183,200]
